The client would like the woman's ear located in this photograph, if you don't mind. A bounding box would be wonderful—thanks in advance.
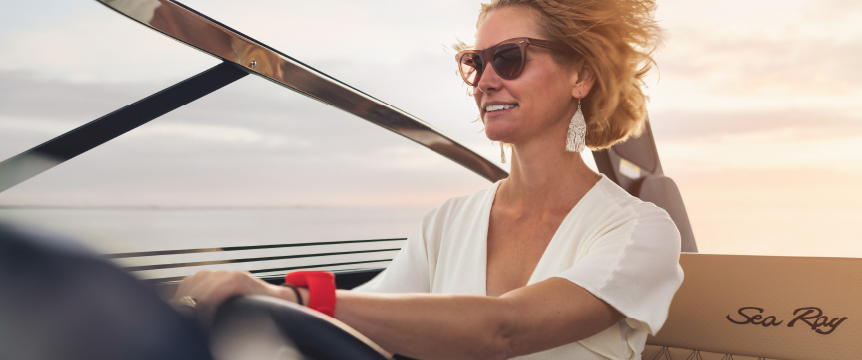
[570,59,595,99]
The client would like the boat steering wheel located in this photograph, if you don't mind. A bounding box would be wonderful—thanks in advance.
[213,295,391,360]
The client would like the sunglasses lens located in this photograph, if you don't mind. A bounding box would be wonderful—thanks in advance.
[459,53,483,86]
[492,43,522,78]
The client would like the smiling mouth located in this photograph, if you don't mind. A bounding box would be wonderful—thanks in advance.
[485,104,517,112]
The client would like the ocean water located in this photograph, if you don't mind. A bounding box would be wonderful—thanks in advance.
[0,207,428,279]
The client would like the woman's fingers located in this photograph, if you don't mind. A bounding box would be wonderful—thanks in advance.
[171,270,283,325]
[195,271,256,317]
[172,269,215,302]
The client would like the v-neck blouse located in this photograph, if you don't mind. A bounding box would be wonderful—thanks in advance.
[355,175,684,360]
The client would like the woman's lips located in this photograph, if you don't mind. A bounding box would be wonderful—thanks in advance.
[484,104,518,116]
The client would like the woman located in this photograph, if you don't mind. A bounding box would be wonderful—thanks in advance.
[174,0,683,358]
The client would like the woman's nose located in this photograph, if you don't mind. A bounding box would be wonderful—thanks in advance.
[476,64,502,94]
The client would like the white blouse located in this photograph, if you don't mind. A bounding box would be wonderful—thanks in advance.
[355,175,684,359]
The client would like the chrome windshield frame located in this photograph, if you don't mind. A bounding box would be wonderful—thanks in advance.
[96,0,508,183]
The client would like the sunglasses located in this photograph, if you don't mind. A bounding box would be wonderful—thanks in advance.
[456,37,570,87]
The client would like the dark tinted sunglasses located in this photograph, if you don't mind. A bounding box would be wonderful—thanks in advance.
[456,37,570,87]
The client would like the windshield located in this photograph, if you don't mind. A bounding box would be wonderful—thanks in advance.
[1,0,860,270]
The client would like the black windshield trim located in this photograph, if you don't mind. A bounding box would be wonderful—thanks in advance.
[125,248,401,272]
[107,238,407,259]
[141,260,391,284]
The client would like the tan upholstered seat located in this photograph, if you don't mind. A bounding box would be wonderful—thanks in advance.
[645,253,862,360]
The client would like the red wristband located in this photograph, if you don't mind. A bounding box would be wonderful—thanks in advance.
[284,271,336,317]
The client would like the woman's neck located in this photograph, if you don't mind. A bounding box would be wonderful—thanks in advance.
[499,138,601,211]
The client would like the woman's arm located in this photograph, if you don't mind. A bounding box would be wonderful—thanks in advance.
[174,272,622,360]
[336,277,622,360]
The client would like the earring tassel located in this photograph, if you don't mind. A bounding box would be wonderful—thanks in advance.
[565,100,586,153]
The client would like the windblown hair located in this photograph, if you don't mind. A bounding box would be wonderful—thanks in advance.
[476,0,662,149]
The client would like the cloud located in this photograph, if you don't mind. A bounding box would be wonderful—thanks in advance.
[0,70,160,120]
[179,0,482,62]
[649,108,862,173]
[0,0,482,83]
[649,109,862,142]
[647,0,862,114]
[0,0,215,83]
[659,135,862,172]
[128,123,306,147]
[655,34,862,96]
[0,116,76,135]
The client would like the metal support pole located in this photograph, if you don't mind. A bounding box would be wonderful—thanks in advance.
[0,61,248,193]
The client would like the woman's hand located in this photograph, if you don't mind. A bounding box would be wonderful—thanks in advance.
[171,270,297,325]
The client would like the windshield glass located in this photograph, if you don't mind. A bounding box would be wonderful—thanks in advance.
[1,0,860,270]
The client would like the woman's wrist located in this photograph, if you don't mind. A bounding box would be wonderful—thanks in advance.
[297,287,309,306]
[272,283,298,303]
[283,271,337,317]
[274,284,309,305]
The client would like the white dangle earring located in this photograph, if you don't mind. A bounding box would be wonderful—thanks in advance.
[500,142,507,163]
[565,98,586,153]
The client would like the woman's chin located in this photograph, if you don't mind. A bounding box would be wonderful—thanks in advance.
[485,134,510,143]
[483,127,518,143]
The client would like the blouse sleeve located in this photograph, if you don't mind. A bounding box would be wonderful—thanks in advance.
[554,203,684,335]
[351,209,437,294]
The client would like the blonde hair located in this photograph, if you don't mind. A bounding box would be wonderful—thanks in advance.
[475,0,662,149]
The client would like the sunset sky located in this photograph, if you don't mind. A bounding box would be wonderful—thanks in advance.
[1,0,860,257]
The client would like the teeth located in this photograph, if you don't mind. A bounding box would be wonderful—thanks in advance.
[485,104,515,112]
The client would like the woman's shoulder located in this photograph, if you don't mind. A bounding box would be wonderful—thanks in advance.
[588,175,676,227]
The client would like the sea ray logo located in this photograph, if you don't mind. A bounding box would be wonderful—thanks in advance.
[726,307,848,335]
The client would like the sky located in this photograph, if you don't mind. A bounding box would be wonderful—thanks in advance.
[0,0,861,257]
